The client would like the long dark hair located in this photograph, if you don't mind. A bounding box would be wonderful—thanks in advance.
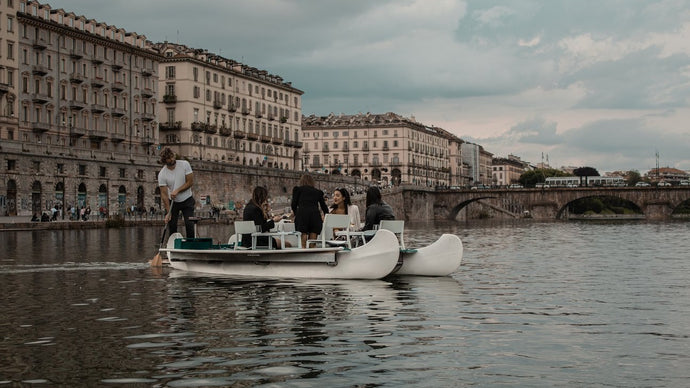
[330,187,352,213]
[365,186,382,208]
[251,186,269,219]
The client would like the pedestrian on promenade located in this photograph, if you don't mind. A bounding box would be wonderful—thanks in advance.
[158,147,196,238]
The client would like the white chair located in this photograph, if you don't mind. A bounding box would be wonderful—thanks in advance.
[379,220,405,250]
[232,220,257,250]
[307,214,352,249]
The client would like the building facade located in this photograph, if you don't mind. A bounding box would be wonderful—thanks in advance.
[1,0,161,216]
[301,112,450,187]
[492,155,527,186]
[152,42,304,170]
[461,142,493,186]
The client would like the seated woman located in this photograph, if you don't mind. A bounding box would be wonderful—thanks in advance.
[329,187,362,230]
[242,186,288,249]
[363,186,395,231]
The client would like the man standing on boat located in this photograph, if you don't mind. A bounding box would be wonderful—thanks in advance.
[158,147,196,238]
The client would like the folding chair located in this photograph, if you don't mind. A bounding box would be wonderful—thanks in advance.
[379,220,406,250]
[307,214,352,249]
[232,220,257,250]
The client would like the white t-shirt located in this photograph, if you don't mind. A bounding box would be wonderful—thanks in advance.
[158,160,193,203]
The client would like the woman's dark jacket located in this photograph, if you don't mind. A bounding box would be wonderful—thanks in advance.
[363,202,395,231]
[241,201,275,248]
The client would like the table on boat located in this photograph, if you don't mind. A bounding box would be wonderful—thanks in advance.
[336,230,376,247]
[251,231,302,249]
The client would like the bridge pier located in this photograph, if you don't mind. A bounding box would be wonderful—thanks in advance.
[643,200,674,220]
[528,201,558,219]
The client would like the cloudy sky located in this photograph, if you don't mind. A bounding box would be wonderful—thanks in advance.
[48,0,690,173]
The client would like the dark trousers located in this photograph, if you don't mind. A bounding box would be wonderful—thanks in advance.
[168,196,196,238]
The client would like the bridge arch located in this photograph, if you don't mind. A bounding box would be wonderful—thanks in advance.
[556,195,644,219]
[448,196,496,220]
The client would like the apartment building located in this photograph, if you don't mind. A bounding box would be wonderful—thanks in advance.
[302,112,450,187]
[492,155,527,186]
[152,42,304,170]
[461,142,493,186]
[1,0,161,216]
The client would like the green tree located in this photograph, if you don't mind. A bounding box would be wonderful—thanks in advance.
[574,166,600,186]
[519,168,569,187]
[625,170,641,186]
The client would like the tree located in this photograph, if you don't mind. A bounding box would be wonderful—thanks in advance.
[518,168,569,187]
[625,170,641,187]
[573,166,600,186]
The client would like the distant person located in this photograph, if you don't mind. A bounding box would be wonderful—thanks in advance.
[329,187,362,230]
[291,174,329,248]
[242,186,286,249]
[158,147,196,238]
[363,186,395,231]
[31,213,39,222]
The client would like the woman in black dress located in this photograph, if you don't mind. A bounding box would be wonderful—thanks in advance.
[242,186,285,249]
[291,174,329,248]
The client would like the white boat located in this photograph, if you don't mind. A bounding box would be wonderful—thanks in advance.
[392,234,463,276]
[161,230,463,279]
[162,229,401,280]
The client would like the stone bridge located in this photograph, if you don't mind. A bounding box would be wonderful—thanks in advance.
[400,186,690,220]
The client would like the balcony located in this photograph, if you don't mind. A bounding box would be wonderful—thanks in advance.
[204,124,217,134]
[31,93,50,104]
[233,130,246,139]
[310,163,323,169]
[163,94,177,104]
[219,126,231,136]
[69,101,87,111]
[111,107,126,117]
[142,137,155,146]
[213,100,222,109]
[110,132,126,143]
[267,114,275,121]
[191,122,205,132]
[90,78,105,88]
[140,112,155,122]
[32,38,47,50]
[228,104,237,113]
[69,72,86,84]
[141,88,154,98]
[142,69,153,77]
[350,162,362,167]
[0,82,9,95]
[32,65,49,76]
[111,63,123,72]
[271,137,283,145]
[280,116,288,124]
[70,126,86,138]
[246,132,259,141]
[159,121,182,131]
[284,139,298,147]
[90,104,107,114]
[260,135,271,143]
[111,81,125,92]
[32,121,50,133]
[91,56,104,65]
[69,49,84,59]
[241,108,250,115]
[87,129,108,141]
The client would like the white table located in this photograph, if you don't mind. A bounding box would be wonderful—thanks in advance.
[335,230,376,247]
[251,231,302,249]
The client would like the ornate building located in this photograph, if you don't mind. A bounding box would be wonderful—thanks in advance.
[0,0,161,216]
[301,112,450,187]
[152,42,304,170]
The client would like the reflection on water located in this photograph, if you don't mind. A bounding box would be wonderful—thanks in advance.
[0,220,689,386]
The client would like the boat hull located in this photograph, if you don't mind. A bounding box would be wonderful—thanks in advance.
[395,233,463,276]
[164,229,400,280]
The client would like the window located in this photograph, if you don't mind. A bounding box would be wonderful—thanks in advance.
[119,168,126,178]
[7,159,16,171]
[7,42,14,60]
[165,83,175,96]
[78,164,87,175]
[7,16,13,32]
[57,163,64,174]
[193,67,198,81]
[193,86,200,99]
[99,166,106,177]
[165,65,175,79]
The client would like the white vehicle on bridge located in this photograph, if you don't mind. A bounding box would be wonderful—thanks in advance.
[545,176,625,187]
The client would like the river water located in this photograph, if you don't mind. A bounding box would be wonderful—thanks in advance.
[0,220,688,387]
